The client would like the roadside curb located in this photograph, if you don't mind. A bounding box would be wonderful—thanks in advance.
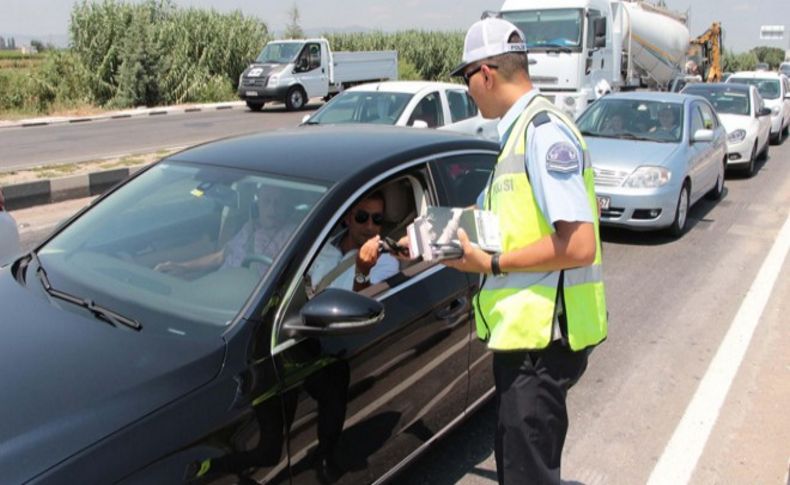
[1,164,148,211]
[0,101,247,130]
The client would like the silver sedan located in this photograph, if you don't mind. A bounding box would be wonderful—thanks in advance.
[577,92,727,237]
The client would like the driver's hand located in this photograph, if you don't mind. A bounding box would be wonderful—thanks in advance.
[395,235,414,261]
[356,236,380,274]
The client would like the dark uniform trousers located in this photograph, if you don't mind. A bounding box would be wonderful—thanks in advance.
[493,340,589,484]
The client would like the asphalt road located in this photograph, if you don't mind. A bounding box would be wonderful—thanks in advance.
[0,103,320,171]
[10,132,790,484]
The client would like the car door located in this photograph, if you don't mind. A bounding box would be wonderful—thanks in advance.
[295,42,328,99]
[429,153,498,409]
[271,159,476,484]
[443,88,485,137]
[783,76,790,130]
[687,102,709,202]
[697,101,725,191]
[755,91,771,150]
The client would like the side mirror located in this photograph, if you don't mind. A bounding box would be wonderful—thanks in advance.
[785,93,790,100]
[758,107,772,117]
[283,288,385,337]
[692,128,714,143]
[301,114,311,124]
[593,18,607,48]
[412,119,429,129]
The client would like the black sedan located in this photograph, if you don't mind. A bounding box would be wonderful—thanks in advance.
[1,126,499,484]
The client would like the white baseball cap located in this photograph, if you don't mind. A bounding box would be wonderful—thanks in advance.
[450,17,527,77]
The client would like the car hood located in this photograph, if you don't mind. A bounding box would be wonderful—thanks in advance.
[717,114,756,133]
[585,137,681,171]
[243,63,287,78]
[0,266,225,482]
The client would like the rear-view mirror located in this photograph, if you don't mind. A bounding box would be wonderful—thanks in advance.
[284,288,385,337]
[692,129,714,143]
[412,120,429,129]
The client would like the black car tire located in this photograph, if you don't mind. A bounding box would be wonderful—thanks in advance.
[246,101,265,112]
[285,86,307,111]
[705,158,726,201]
[744,141,757,177]
[668,181,690,238]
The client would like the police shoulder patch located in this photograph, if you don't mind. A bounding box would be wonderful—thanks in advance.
[545,141,580,174]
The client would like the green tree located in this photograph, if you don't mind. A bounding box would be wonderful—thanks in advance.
[283,5,304,39]
[750,46,785,69]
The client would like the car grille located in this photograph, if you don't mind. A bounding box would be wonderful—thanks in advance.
[593,168,629,187]
[242,77,267,87]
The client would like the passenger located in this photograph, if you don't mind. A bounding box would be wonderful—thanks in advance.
[601,112,625,134]
[155,184,293,277]
[309,191,399,292]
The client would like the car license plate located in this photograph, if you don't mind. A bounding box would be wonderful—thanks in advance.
[597,196,610,211]
[245,91,258,97]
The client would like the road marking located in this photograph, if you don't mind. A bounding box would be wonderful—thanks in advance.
[647,213,790,485]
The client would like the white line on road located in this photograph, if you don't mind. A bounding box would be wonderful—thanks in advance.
[647,213,790,485]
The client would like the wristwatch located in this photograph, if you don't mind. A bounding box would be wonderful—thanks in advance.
[354,271,370,284]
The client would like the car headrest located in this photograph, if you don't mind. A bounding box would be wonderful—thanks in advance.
[382,180,412,224]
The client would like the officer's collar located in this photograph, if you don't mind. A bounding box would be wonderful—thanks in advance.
[497,88,540,143]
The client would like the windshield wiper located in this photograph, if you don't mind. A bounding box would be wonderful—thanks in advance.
[608,132,662,142]
[580,130,603,137]
[529,43,573,53]
[31,252,142,331]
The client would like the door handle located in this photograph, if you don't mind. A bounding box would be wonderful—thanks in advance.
[435,297,469,326]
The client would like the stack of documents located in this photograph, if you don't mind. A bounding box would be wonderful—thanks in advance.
[407,206,501,261]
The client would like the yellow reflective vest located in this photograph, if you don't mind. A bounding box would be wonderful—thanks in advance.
[473,95,607,351]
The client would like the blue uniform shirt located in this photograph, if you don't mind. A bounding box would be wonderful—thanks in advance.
[478,90,593,227]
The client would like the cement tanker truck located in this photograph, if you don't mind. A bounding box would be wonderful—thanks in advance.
[498,0,691,118]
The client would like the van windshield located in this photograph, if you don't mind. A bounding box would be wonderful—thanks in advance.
[256,42,304,64]
[729,78,781,100]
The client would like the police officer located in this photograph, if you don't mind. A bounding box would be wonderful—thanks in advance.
[445,18,608,484]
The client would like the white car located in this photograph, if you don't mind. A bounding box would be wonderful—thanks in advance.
[0,188,21,266]
[727,71,790,144]
[682,83,771,176]
[302,81,498,140]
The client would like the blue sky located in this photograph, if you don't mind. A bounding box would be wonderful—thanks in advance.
[2,0,788,53]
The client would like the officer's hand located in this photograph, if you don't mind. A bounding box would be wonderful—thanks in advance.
[356,236,380,274]
[442,229,493,274]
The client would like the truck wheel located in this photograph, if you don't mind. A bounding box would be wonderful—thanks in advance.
[246,101,265,112]
[285,87,306,111]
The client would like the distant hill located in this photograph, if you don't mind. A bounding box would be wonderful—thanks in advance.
[0,33,69,48]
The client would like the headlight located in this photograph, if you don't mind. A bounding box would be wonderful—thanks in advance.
[623,166,671,188]
[772,106,780,115]
[727,129,746,143]
[267,75,279,87]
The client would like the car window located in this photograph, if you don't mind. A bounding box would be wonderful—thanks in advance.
[698,102,717,129]
[446,89,479,122]
[430,154,496,207]
[297,42,321,71]
[38,161,327,335]
[730,77,781,100]
[408,92,444,128]
[690,105,705,135]
[308,91,412,125]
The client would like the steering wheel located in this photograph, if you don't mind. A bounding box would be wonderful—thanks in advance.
[241,254,273,268]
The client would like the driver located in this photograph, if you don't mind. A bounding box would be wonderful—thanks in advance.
[155,184,293,277]
[651,105,678,138]
[308,191,399,292]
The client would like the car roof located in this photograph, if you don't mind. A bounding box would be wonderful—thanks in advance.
[729,71,784,80]
[600,91,690,104]
[346,80,466,94]
[683,82,751,93]
[166,125,497,185]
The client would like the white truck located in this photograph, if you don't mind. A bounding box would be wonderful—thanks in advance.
[498,0,690,118]
[238,39,398,111]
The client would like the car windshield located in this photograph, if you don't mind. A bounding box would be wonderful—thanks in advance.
[38,161,327,335]
[256,42,303,64]
[780,64,790,76]
[729,77,781,100]
[502,9,583,50]
[684,88,751,116]
[577,99,684,143]
[307,91,413,125]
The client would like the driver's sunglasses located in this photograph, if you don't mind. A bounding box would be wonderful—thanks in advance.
[463,64,498,86]
[354,210,384,225]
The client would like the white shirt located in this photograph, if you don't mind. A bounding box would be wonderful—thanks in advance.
[308,234,399,290]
